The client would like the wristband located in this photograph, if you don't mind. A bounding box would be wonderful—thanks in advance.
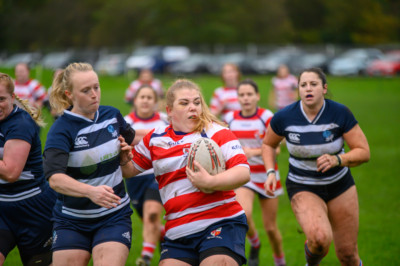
[266,168,276,177]
[335,154,342,167]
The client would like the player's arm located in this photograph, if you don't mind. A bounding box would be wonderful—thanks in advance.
[43,148,121,208]
[262,124,284,195]
[0,139,30,182]
[341,124,370,166]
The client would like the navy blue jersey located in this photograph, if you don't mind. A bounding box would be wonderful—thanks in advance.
[0,106,45,201]
[270,99,357,185]
[44,105,131,221]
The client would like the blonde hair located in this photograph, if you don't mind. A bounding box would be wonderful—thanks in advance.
[166,79,226,133]
[50,62,93,114]
[0,73,45,127]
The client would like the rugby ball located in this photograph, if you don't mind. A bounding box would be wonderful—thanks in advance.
[187,137,226,193]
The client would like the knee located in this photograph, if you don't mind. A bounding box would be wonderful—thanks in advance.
[148,212,159,223]
[336,245,359,265]
[307,230,332,253]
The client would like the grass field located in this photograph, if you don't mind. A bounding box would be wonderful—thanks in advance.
[2,67,400,265]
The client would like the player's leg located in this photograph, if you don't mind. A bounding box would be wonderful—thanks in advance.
[52,250,91,266]
[92,241,129,266]
[260,197,286,265]
[140,198,163,265]
[0,228,16,266]
[291,191,332,265]
[235,187,260,265]
[328,185,361,266]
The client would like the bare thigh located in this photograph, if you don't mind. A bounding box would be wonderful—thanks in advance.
[159,258,192,266]
[200,254,239,266]
[260,197,279,229]
[291,191,332,252]
[327,186,360,263]
[52,249,91,266]
[92,241,129,266]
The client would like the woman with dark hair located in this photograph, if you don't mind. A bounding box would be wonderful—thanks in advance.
[263,68,370,266]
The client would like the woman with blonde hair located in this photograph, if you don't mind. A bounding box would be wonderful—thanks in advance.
[121,79,251,265]
[43,62,135,266]
[0,73,56,266]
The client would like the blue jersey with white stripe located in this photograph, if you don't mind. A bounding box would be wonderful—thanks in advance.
[0,106,45,201]
[270,99,357,185]
[45,105,131,221]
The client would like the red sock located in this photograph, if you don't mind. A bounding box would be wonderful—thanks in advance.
[141,242,156,259]
[248,232,260,248]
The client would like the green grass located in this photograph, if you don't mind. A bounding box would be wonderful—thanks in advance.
[2,67,400,265]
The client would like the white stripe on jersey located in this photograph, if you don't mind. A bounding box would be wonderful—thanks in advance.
[0,171,35,184]
[68,138,119,167]
[159,178,199,204]
[165,196,237,221]
[287,140,344,159]
[165,211,245,240]
[0,187,41,201]
[79,167,123,188]
[286,123,340,133]
[61,193,130,218]
[288,167,349,185]
[76,117,118,135]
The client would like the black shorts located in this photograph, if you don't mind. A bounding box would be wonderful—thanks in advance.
[286,171,355,202]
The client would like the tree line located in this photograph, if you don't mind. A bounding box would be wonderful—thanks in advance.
[1,0,399,52]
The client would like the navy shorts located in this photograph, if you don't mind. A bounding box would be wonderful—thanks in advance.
[52,207,132,252]
[160,214,248,265]
[125,173,161,217]
[286,171,356,202]
[0,183,56,261]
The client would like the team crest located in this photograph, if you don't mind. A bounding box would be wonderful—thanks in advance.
[322,130,334,142]
[210,227,222,237]
[107,125,118,137]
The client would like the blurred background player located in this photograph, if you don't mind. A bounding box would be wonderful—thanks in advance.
[14,62,47,109]
[125,68,164,104]
[210,63,242,121]
[225,79,286,266]
[0,73,56,266]
[269,64,298,111]
[124,84,168,266]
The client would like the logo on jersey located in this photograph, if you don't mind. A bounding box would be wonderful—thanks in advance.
[322,130,334,142]
[52,231,58,245]
[288,133,300,143]
[107,125,118,137]
[74,136,89,148]
[43,236,53,248]
[207,227,223,239]
[122,231,131,242]
[182,143,191,157]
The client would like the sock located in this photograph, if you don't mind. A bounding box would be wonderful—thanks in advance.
[248,232,261,248]
[359,259,362,266]
[304,241,326,266]
[273,253,286,266]
[141,242,156,259]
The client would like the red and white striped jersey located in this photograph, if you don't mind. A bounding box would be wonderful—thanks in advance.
[124,111,168,177]
[225,108,283,197]
[14,79,47,105]
[132,122,249,240]
[125,79,163,103]
[210,87,241,120]
[272,74,298,110]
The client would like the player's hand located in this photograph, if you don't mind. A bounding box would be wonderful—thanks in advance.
[88,185,121,209]
[264,173,277,196]
[316,154,338,173]
[118,135,133,166]
[186,161,214,193]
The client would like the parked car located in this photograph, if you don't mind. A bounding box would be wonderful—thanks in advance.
[2,52,41,68]
[205,53,258,75]
[366,50,400,76]
[169,53,212,75]
[289,52,331,75]
[95,53,128,76]
[125,46,190,73]
[41,50,98,70]
[328,48,384,76]
[250,47,304,74]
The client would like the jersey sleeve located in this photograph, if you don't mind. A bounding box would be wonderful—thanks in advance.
[132,130,154,172]
[4,116,36,144]
[209,88,223,114]
[269,111,285,136]
[339,104,358,133]
[44,120,73,153]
